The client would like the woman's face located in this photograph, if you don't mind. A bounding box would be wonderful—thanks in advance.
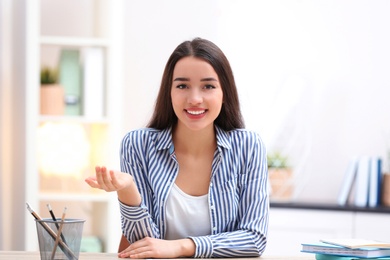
[171,56,223,132]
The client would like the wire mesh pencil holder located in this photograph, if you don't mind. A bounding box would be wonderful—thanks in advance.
[35,218,85,260]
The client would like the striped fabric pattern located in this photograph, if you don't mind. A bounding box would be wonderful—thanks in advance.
[119,125,269,257]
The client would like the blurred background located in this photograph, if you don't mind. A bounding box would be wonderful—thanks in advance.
[1,0,390,253]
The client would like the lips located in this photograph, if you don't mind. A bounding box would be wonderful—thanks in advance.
[185,109,206,115]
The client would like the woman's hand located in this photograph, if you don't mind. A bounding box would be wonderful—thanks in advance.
[85,166,142,206]
[118,237,195,259]
[85,166,133,192]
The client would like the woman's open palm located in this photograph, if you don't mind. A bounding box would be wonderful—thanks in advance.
[85,166,133,192]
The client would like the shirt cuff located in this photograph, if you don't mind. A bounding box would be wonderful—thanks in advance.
[189,236,213,258]
[119,200,150,221]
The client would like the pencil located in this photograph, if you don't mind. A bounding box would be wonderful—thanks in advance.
[47,203,67,244]
[50,207,67,260]
[26,203,76,260]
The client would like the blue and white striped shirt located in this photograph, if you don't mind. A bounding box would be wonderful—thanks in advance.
[119,125,269,257]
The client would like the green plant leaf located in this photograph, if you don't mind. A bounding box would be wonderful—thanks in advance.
[267,152,288,168]
[40,66,58,85]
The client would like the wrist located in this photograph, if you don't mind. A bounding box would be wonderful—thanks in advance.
[178,238,195,257]
[117,185,141,207]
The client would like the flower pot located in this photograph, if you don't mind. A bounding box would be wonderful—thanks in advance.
[382,173,390,206]
[268,168,294,200]
[40,84,65,115]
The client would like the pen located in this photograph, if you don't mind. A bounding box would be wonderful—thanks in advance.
[47,203,67,244]
[26,203,76,260]
[50,207,67,260]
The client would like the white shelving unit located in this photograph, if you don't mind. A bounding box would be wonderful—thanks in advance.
[265,206,390,256]
[15,0,125,252]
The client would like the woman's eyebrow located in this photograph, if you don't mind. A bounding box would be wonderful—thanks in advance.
[173,77,218,82]
[173,77,189,81]
[201,77,218,82]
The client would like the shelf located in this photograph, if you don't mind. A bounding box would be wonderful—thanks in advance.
[39,115,110,124]
[39,192,111,202]
[17,0,125,252]
[40,36,111,48]
[270,201,390,214]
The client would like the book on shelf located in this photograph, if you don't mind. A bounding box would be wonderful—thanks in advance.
[337,156,383,207]
[301,241,390,258]
[315,253,390,260]
[337,158,358,206]
[354,157,371,207]
[81,47,105,119]
[59,49,82,116]
[320,238,390,249]
[369,157,382,207]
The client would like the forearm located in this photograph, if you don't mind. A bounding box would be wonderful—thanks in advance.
[117,179,141,206]
[190,230,267,258]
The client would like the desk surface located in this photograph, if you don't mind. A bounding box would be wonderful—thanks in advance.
[0,251,314,259]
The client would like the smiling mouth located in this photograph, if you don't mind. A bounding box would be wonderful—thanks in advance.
[186,110,206,115]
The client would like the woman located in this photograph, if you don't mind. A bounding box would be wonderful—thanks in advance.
[85,37,269,258]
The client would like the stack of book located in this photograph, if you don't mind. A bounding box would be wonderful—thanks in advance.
[302,238,390,259]
[337,157,383,207]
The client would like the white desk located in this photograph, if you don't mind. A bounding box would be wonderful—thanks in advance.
[0,251,314,259]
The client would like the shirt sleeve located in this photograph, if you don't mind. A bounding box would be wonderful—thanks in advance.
[119,201,161,243]
[119,132,161,243]
[190,131,269,258]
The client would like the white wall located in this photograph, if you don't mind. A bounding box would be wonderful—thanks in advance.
[0,0,5,250]
[122,0,221,128]
[123,0,390,202]
[0,0,13,250]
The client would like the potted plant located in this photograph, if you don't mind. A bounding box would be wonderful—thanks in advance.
[40,66,65,115]
[267,152,294,200]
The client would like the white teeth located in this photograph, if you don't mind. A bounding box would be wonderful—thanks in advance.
[187,110,205,115]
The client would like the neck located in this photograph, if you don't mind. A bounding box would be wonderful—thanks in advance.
[172,124,216,155]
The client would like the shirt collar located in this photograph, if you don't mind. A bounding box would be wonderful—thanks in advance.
[155,127,173,151]
[154,125,232,152]
[215,125,231,150]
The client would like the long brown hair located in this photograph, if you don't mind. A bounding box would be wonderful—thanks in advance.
[147,37,244,131]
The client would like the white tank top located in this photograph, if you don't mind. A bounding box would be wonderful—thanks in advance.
[165,183,211,240]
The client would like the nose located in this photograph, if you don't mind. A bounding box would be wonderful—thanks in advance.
[187,88,203,105]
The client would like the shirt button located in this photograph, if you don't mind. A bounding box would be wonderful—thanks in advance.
[213,227,217,231]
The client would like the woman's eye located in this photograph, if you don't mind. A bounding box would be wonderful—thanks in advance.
[204,84,216,89]
[176,84,187,89]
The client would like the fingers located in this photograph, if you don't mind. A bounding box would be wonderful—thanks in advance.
[119,239,151,259]
[110,170,124,190]
[93,166,116,191]
[99,166,115,191]
[85,166,119,192]
[95,166,107,189]
[87,166,130,193]
[84,176,99,188]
